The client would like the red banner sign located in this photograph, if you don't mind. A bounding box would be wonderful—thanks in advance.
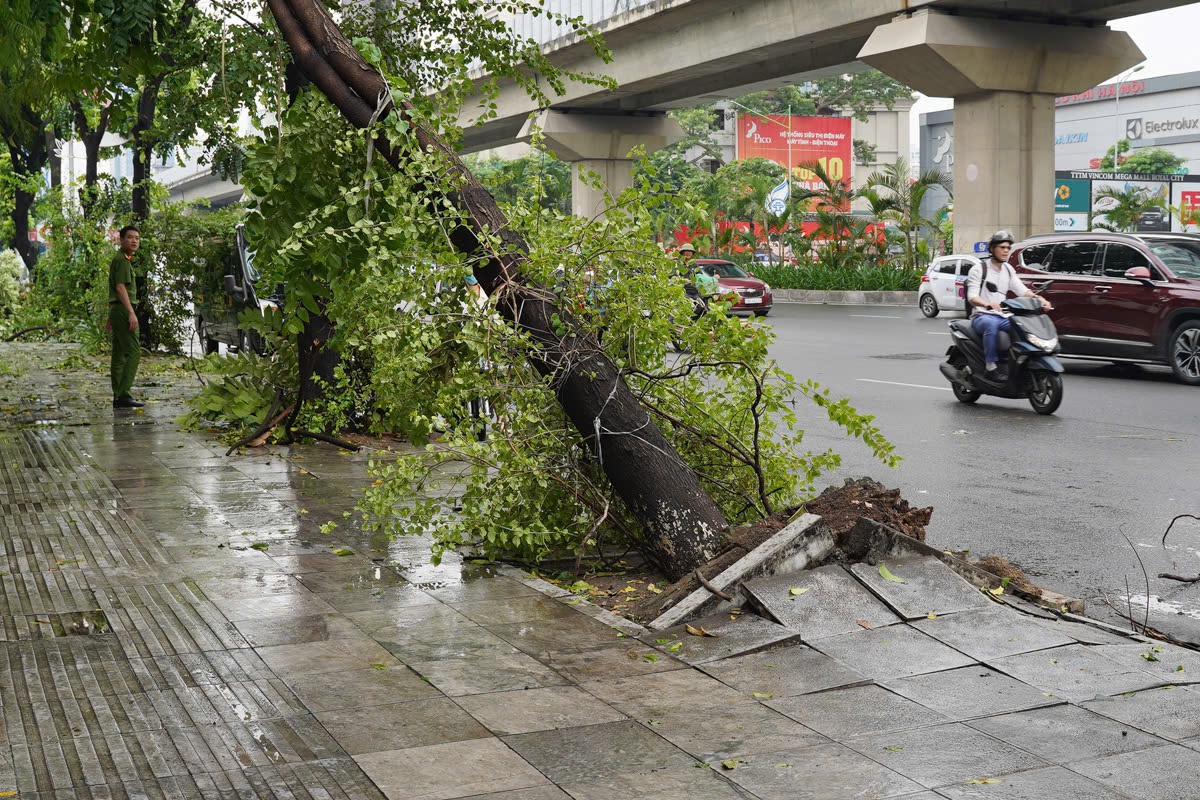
[735,114,852,192]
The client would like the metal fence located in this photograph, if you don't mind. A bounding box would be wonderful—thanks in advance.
[507,0,662,46]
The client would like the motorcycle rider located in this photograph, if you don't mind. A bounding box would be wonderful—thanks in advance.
[966,230,1052,380]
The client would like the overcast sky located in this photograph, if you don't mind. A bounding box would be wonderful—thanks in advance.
[910,5,1200,124]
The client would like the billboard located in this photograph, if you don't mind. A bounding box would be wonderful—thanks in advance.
[1054,171,1200,232]
[736,114,852,203]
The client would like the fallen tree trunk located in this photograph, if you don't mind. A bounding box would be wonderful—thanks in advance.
[267,0,728,580]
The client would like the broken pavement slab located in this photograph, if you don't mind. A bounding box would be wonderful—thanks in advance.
[639,610,801,665]
[851,554,992,620]
[744,564,902,639]
[646,513,835,631]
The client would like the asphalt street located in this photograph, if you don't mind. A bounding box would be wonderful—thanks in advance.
[763,302,1200,640]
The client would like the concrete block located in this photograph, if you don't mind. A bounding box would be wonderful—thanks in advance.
[646,514,835,631]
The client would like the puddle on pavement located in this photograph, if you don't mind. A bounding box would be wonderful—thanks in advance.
[1128,593,1200,621]
[24,610,112,637]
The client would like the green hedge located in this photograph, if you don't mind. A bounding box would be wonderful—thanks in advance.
[752,262,922,291]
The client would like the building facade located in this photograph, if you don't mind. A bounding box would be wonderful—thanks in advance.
[920,70,1200,237]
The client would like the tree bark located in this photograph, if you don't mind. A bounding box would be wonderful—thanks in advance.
[267,0,729,580]
[2,108,49,271]
[73,102,111,218]
[130,79,164,349]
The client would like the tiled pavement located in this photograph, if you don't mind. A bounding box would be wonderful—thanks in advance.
[3,343,1200,799]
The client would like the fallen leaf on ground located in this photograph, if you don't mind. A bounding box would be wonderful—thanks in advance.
[879,563,905,583]
[720,759,744,770]
[667,641,683,653]
[967,779,1003,785]
[332,549,354,556]
[884,745,903,752]
[685,624,718,638]
[646,583,662,594]
[788,587,809,597]
[752,691,773,700]
[857,619,873,630]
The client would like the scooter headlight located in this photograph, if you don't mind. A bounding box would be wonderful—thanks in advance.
[1026,333,1058,352]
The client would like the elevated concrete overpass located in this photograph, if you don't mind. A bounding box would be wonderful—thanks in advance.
[466,0,1191,251]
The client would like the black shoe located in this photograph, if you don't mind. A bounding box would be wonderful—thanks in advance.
[113,396,145,408]
[984,366,1007,383]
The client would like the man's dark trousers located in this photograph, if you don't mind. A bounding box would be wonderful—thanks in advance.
[110,305,140,398]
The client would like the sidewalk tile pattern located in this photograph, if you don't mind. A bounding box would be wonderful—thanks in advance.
[0,344,1188,799]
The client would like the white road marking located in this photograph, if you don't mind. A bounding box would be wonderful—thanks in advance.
[926,331,951,335]
[857,378,951,392]
[850,314,900,319]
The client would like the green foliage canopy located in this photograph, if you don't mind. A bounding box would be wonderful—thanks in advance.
[1099,139,1186,174]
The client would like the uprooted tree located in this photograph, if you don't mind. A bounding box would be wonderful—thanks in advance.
[201,0,899,582]
[264,0,739,580]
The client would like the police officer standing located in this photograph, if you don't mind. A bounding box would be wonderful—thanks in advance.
[106,225,144,408]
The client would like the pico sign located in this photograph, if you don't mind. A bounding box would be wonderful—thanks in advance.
[736,114,852,209]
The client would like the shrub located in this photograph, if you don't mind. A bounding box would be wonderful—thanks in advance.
[752,261,922,291]
[0,249,24,317]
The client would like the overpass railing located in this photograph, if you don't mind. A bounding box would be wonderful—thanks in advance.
[509,0,663,47]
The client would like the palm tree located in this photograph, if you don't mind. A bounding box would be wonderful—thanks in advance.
[1092,185,1167,232]
[863,158,951,271]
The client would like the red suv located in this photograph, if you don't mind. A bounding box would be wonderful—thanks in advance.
[1009,232,1200,385]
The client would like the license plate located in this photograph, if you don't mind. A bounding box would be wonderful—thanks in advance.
[743,297,762,304]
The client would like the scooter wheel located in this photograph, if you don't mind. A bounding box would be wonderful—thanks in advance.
[1027,371,1063,415]
[952,382,980,404]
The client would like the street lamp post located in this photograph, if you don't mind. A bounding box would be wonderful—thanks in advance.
[1112,64,1144,170]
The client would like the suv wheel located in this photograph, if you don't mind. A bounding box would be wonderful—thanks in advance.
[919,293,939,318]
[1169,321,1200,385]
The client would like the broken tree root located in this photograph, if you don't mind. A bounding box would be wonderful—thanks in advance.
[1161,514,1200,546]
[289,429,361,452]
[1157,515,1200,584]
[4,326,49,342]
[226,391,291,455]
[694,568,731,601]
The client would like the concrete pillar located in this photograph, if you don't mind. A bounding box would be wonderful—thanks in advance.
[859,10,1143,254]
[519,110,683,219]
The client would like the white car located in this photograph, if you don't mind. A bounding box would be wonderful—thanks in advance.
[918,253,981,318]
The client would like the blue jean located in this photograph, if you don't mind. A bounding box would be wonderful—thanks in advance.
[971,313,1011,364]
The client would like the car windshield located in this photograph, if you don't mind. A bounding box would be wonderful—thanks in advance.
[703,262,749,278]
[1148,242,1200,279]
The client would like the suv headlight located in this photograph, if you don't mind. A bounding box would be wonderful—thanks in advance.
[1027,333,1058,352]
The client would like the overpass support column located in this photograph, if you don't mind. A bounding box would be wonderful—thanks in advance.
[520,110,683,219]
[859,10,1142,253]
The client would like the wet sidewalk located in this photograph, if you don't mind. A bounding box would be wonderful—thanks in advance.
[4,342,1200,799]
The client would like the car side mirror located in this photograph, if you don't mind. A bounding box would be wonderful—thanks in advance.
[1124,267,1154,286]
[223,274,246,302]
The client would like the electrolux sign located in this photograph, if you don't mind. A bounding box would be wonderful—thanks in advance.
[1124,114,1200,140]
